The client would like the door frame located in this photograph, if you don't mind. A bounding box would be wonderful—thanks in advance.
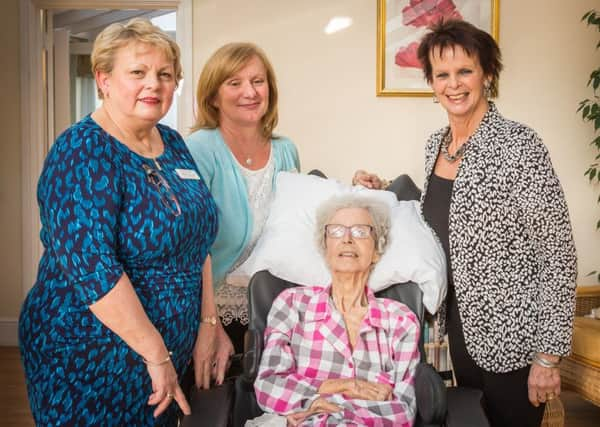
[20,0,193,296]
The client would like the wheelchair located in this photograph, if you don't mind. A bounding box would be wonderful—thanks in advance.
[181,175,491,426]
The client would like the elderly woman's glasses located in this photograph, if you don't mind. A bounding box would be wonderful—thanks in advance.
[142,164,182,217]
[325,224,374,239]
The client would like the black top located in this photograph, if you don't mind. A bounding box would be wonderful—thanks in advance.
[422,174,454,288]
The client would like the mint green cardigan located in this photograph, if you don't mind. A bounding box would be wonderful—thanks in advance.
[185,128,300,287]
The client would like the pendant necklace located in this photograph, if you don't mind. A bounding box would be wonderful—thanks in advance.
[440,128,467,163]
[103,107,162,169]
[234,139,266,166]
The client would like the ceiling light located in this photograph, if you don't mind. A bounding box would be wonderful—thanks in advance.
[324,16,353,35]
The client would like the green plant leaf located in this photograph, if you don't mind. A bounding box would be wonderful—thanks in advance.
[579,10,600,243]
[587,270,600,283]
[583,104,591,119]
[578,99,591,112]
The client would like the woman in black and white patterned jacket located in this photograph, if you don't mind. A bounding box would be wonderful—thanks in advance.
[353,20,577,427]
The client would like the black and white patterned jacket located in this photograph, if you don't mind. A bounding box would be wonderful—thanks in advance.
[421,103,577,373]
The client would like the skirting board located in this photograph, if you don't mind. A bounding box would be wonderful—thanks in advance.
[0,318,19,346]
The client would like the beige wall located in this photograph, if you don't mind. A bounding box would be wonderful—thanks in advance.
[191,0,600,285]
[1,0,599,321]
[0,0,23,318]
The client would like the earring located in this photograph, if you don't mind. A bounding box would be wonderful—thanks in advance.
[432,94,440,103]
[484,83,491,99]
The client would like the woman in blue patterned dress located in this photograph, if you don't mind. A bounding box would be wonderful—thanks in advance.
[18,18,217,426]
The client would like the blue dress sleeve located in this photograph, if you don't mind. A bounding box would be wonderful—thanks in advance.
[38,124,125,306]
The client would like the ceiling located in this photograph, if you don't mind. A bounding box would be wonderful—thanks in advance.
[52,9,173,42]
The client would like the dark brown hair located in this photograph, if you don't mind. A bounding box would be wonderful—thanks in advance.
[417,19,502,97]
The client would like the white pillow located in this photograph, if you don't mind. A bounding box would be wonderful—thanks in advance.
[232,172,447,314]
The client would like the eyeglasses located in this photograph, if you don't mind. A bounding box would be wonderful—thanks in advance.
[324,224,374,239]
[142,164,182,217]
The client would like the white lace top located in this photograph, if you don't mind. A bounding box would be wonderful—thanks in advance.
[215,150,275,326]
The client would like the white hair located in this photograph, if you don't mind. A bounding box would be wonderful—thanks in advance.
[315,194,391,256]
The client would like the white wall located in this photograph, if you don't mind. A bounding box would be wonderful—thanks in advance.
[191,0,600,285]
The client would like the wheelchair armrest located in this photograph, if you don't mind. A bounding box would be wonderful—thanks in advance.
[241,328,263,383]
[181,381,234,427]
[445,387,490,427]
[414,363,447,425]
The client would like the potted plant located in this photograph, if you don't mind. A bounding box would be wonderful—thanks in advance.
[578,9,600,281]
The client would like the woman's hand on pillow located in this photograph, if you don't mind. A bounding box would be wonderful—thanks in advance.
[319,378,393,401]
[352,170,385,189]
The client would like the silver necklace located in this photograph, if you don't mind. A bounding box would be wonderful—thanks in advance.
[235,140,266,166]
[440,129,467,163]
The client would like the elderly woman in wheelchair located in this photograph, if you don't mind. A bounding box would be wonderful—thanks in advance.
[253,194,419,426]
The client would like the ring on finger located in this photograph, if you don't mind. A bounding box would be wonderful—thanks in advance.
[547,392,556,400]
[166,392,174,399]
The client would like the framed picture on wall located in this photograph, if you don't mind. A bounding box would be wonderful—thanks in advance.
[376,0,499,97]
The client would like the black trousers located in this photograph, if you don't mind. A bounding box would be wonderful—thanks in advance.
[446,286,545,427]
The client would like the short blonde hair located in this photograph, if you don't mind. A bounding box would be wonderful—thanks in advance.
[191,42,279,138]
[91,18,182,99]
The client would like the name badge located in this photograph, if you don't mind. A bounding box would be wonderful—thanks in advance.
[175,169,201,180]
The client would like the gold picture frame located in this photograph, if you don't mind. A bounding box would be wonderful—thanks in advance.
[376,0,500,97]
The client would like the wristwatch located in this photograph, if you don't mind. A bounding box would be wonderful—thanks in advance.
[201,316,217,326]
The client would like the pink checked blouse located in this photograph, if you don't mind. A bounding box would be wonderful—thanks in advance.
[254,285,420,426]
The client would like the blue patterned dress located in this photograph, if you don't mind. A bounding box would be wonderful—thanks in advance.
[19,116,218,426]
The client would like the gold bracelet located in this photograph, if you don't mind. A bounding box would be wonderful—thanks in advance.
[143,351,173,367]
[201,315,217,326]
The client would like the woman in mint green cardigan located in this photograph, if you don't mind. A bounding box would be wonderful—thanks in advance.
[185,42,300,390]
